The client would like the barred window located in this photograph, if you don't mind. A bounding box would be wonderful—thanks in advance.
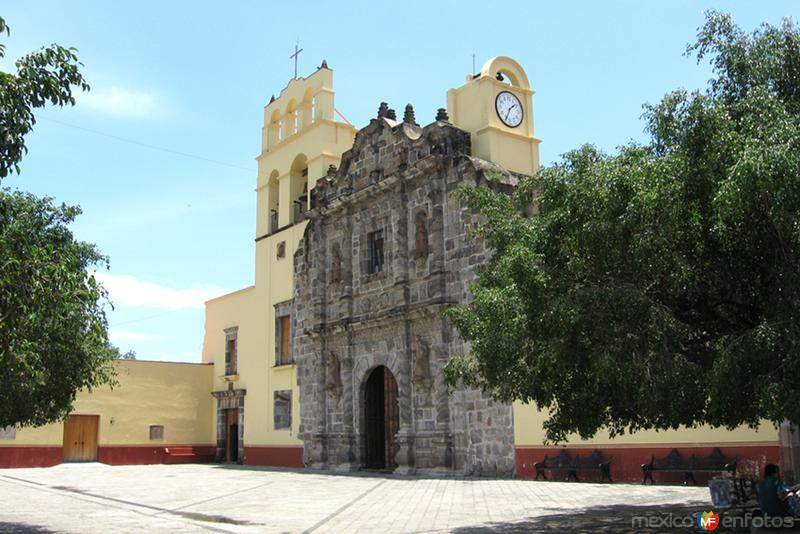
[273,390,292,430]
[149,425,164,440]
[367,229,384,274]
[224,327,238,375]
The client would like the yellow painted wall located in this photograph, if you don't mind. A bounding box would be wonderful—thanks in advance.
[1,360,215,447]
[513,402,779,447]
[248,224,307,446]
[203,236,304,448]
[447,56,540,176]
[203,64,356,452]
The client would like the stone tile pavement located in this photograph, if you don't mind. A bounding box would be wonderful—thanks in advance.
[0,463,713,533]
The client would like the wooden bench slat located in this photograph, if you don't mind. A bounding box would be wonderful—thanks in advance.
[534,449,613,483]
[641,448,736,485]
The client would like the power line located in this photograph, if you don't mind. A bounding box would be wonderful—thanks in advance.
[39,115,257,174]
[110,309,182,326]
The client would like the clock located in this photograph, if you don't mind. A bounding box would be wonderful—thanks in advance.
[495,90,523,128]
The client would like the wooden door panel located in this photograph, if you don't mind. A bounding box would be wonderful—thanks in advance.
[384,367,399,469]
[226,409,238,462]
[62,416,81,461]
[280,316,290,364]
[82,415,99,461]
[62,415,99,462]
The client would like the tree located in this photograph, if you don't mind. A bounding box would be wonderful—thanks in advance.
[444,12,800,443]
[108,345,137,360]
[0,192,116,427]
[0,18,114,428]
[0,17,89,179]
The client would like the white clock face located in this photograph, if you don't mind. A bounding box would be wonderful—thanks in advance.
[495,91,523,128]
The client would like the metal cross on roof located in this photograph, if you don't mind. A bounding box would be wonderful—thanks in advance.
[290,40,303,79]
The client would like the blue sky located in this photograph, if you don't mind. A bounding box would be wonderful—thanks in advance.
[2,1,797,362]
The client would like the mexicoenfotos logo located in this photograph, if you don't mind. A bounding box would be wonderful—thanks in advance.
[632,511,794,530]
[697,511,720,531]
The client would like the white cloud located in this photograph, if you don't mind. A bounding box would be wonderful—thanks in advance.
[108,330,163,343]
[95,272,229,311]
[80,86,161,119]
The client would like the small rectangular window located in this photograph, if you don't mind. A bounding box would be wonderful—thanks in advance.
[0,426,16,440]
[149,425,164,441]
[368,229,385,274]
[224,327,238,375]
[273,390,292,430]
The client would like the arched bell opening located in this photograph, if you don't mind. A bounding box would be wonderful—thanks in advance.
[289,153,308,224]
[267,169,280,232]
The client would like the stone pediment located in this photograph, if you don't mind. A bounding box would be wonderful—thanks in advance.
[310,110,471,209]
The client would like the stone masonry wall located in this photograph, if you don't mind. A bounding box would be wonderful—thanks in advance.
[293,107,519,476]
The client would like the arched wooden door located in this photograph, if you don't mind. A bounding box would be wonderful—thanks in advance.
[363,366,399,470]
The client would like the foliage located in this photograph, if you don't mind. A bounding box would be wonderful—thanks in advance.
[444,11,800,443]
[0,18,112,428]
[0,190,115,427]
[0,16,89,180]
[108,345,137,360]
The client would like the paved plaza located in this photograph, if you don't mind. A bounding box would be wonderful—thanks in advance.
[0,463,711,533]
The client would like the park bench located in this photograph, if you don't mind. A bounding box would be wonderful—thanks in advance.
[165,447,201,464]
[641,447,736,485]
[534,449,613,482]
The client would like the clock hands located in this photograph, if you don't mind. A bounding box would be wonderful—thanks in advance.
[504,103,519,123]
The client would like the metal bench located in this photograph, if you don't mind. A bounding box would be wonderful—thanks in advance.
[534,449,613,482]
[641,447,737,485]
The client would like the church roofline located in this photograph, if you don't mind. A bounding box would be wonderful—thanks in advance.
[262,63,332,111]
[116,359,213,367]
[204,285,256,304]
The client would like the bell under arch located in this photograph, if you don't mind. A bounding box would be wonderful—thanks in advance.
[478,56,531,90]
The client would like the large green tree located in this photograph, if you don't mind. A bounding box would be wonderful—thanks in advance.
[444,12,800,443]
[0,17,115,428]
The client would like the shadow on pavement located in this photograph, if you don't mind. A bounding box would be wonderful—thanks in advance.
[208,462,473,481]
[446,503,772,533]
[0,522,56,534]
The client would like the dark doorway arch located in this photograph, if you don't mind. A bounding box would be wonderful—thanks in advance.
[363,366,399,470]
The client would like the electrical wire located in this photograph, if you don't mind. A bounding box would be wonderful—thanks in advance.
[39,115,257,174]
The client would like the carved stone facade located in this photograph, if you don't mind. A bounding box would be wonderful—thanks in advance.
[292,111,518,476]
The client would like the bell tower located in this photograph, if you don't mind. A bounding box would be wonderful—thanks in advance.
[255,61,356,238]
[446,56,540,176]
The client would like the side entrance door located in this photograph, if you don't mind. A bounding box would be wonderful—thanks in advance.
[62,414,99,462]
[226,408,239,462]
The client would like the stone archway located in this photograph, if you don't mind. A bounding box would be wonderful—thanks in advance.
[363,366,399,470]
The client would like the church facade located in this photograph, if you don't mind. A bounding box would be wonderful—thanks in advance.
[292,106,520,475]
[1,55,787,482]
[202,55,541,476]
[200,55,780,479]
